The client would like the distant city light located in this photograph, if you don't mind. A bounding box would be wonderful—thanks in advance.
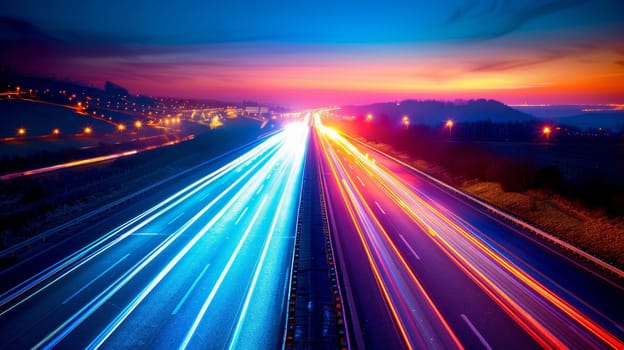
[52,128,60,135]
[118,124,126,131]
[543,126,552,140]
[84,126,92,134]
[135,120,142,128]
[446,119,454,137]
[17,127,26,136]
[366,113,373,121]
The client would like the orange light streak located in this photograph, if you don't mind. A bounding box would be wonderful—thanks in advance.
[326,125,624,349]
[317,122,463,349]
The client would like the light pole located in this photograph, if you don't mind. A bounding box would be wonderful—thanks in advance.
[135,120,142,137]
[543,126,551,141]
[446,119,454,138]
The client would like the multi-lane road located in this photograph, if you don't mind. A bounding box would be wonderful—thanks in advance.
[0,123,308,349]
[314,116,624,349]
[1,116,623,349]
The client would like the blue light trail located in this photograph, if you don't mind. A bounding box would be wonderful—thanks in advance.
[0,122,309,349]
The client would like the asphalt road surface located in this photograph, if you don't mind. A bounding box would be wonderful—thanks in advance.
[0,123,308,349]
[314,117,624,349]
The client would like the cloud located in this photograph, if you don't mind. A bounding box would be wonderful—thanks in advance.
[0,16,49,40]
[446,0,587,39]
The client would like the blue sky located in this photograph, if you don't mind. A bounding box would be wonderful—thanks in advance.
[1,0,623,106]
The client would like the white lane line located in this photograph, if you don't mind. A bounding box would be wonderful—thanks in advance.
[199,192,210,201]
[234,207,248,226]
[461,314,492,350]
[132,232,166,236]
[255,183,264,195]
[172,264,211,315]
[374,201,386,215]
[356,175,365,187]
[399,234,420,260]
[168,212,185,225]
[62,254,130,305]
[180,196,268,349]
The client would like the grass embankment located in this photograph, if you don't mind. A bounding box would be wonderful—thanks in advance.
[365,139,624,270]
[0,120,269,250]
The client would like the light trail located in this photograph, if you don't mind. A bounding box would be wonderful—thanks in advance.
[0,133,282,315]
[0,134,196,181]
[0,123,309,349]
[316,119,624,349]
[315,115,463,349]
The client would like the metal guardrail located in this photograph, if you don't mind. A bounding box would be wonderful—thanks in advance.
[318,166,350,349]
[0,133,275,259]
[348,135,624,280]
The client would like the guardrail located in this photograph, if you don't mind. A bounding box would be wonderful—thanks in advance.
[347,135,624,280]
[0,132,276,259]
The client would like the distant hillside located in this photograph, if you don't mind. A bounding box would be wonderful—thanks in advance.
[557,112,624,132]
[0,99,116,138]
[341,99,533,126]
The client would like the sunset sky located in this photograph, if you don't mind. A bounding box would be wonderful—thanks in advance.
[1,0,623,107]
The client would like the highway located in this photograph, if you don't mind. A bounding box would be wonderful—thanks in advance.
[0,122,308,349]
[314,116,624,349]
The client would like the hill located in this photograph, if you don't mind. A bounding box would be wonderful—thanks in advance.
[0,99,116,138]
[341,99,534,126]
[557,112,624,132]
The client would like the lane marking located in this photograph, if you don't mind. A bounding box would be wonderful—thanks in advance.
[374,201,386,215]
[199,192,210,201]
[62,254,130,305]
[180,196,268,349]
[132,232,166,236]
[356,175,365,187]
[168,212,185,225]
[234,207,248,226]
[255,183,264,195]
[172,264,211,315]
[399,234,420,261]
[461,313,492,350]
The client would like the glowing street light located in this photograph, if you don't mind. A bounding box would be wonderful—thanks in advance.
[543,126,552,141]
[446,119,454,137]
[118,124,126,132]
[135,120,142,136]
[366,113,373,121]
[402,115,410,127]
[17,127,26,136]
[84,126,92,135]
[52,128,60,135]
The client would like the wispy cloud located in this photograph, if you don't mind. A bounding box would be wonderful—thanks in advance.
[446,0,587,39]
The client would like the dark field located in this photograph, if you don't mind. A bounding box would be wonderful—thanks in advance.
[451,140,624,186]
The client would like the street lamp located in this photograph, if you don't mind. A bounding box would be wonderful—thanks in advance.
[366,113,373,121]
[135,120,142,136]
[84,126,92,135]
[543,126,551,141]
[446,119,454,138]
[52,128,60,135]
[17,127,26,136]
[402,115,409,127]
